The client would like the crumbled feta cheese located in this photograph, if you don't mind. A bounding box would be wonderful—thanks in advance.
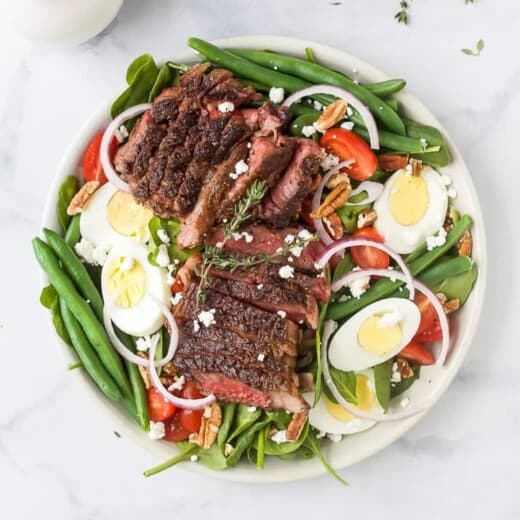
[257,353,265,362]
[298,229,313,241]
[247,406,257,412]
[242,232,254,243]
[287,256,294,263]
[313,100,323,111]
[277,310,287,319]
[257,284,264,290]
[231,232,242,241]
[426,228,447,251]
[338,294,349,302]
[447,188,457,199]
[290,245,303,257]
[120,256,134,272]
[218,101,234,113]
[400,397,410,408]
[136,333,160,353]
[391,362,402,383]
[440,174,452,186]
[340,121,354,131]
[346,106,354,117]
[92,245,109,266]
[229,172,239,180]
[301,125,316,138]
[327,433,342,443]
[420,138,428,150]
[156,228,170,244]
[148,421,165,440]
[224,443,234,456]
[168,375,186,392]
[170,292,183,306]
[284,234,295,245]
[268,87,285,104]
[275,247,284,254]
[270,430,288,444]
[155,244,170,267]
[197,309,216,327]
[115,124,129,143]
[75,238,95,264]
[190,454,199,462]
[193,320,200,333]
[347,271,370,298]
[378,311,402,329]
[405,164,413,175]
[278,265,295,279]
[215,241,224,249]
[320,152,340,171]
[235,159,249,175]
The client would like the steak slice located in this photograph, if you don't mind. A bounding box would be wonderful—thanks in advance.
[209,224,323,273]
[208,277,319,329]
[176,283,299,356]
[257,138,323,227]
[210,263,331,303]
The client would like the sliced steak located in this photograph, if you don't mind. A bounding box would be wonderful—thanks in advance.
[209,224,323,273]
[210,263,331,303]
[208,277,319,329]
[257,138,323,227]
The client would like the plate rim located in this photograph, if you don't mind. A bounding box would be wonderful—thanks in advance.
[40,35,488,483]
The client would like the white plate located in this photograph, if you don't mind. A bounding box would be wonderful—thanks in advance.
[40,35,487,483]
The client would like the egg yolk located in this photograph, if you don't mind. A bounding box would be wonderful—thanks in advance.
[107,191,153,240]
[389,171,429,226]
[105,256,146,308]
[358,315,402,356]
[325,374,376,421]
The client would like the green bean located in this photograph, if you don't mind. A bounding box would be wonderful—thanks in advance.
[236,77,269,92]
[327,215,473,319]
[417,256,474,287]
[384,98,399,111]
[59,299,122,401]
[64,215,81,247]
[225,417,272,467]
[256,429,265,469]
[32,238,132,397]
[118,330,150,430]
[43,228,104,321]
[404,118,452,167]
[226,47,406,135]
[366,79,406,97]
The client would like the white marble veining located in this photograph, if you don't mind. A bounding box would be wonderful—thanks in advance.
[0,0,518,518]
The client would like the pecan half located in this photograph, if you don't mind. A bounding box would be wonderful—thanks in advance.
[396,357,414,379]
[315,100,348,132]
[67,180,100,215]
[136,352,151,390]
[322,212,344,240]
[458,230,472,257]
[378,154,408,172]
[326,172,351,191]
[310,182,350,218]
[190,402,222,449]
[410,158,423,177]
[437,293,460,315]
[357,208,377,229]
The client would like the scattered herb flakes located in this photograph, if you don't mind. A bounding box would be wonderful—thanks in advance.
[394,1,409,25]
[461,39,485,56]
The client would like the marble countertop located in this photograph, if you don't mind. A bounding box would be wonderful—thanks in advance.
[0,0,518,518]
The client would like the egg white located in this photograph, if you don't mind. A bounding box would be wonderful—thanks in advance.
[328,298,421,372]
[101,241,171,337]
[374,167,448,254]
[80,183,150,250]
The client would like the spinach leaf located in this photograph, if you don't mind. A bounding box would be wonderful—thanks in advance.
[148,62,177,102]
[303,429,348,486]
[111,54,159,120]
[391,365,421,398]
[217,402,237,448]
[324,366,358,405]
[374,360,393,410]
[40,285,72,346]
[256,429,265,469]
[227,404,262,442]
[263,420,310,457]
[265,410,292,430]
[404,118,452,168]
[196,443,228,470]
[434,263,478,304]
[56,176,79,233]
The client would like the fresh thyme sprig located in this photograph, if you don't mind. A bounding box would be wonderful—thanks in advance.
[394,1,409,25]
[225,179,267,238]
[461,39,485,57]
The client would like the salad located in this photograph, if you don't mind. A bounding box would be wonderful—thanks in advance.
[33,38,477,483]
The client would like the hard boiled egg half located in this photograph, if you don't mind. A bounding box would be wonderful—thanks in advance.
[374,166,448,254]
[80,183,153,250]
[328,298,420,372]
[101,241,171,337]
[303,370,382,435]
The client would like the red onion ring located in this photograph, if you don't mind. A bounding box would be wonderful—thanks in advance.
[103,297,177,368]
[312,160,354,245]
[282,85,379,149]
[345,181,384,206]
[99,103,152,192]
[321,320,427,422]
[316,238,415,298]
[148,325,216,411]
[333,269,449,365]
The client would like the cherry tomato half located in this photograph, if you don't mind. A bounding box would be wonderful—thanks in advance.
[147,387,176,422]
[82,131,118,184]
[399,341,435,365]
[350,227,390,269]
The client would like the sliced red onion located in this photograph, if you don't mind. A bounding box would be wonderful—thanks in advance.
[312,160,354,245]
[103,297,177,368]
[316,238,414,298]
[282,85,379,149]
[99,103,151,192]
[148,326,216,411]
[345,181,384,206]
[333,269,449,365]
